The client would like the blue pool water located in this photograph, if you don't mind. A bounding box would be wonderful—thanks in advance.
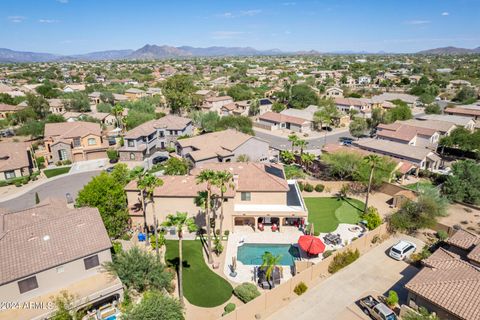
[237,243,300,266]
[103,315,117,320]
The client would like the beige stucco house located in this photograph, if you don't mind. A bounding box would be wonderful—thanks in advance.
[0,142,34,181]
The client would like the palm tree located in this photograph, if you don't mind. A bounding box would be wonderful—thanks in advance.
[196,169,217,264]
[261,252,282,286]
[280,150,295,164]
[288,134,299,153]
[162,212,197,306]
[111,104,124,130]
[363,155,382,213]
[137,173,164,231]
[213,171,235,239]
[296,139,308,157]
[301,153,315,170]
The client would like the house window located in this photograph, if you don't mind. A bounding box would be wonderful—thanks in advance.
[130,153,136,160]
[241,192,251,201]
[58,149,68,161]
[18,276,38,294]
[73,138,81,147]
[88,138,96,146]
[127,140,135,148]
[56,266,64,274]
[5,170,16,179]
[159,131,165,138]
[84,255,100,270]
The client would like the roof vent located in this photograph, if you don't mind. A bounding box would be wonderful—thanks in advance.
[43,235,50,241]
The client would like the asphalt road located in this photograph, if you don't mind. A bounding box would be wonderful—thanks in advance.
[254,129,354,151]
[0,171,101,211]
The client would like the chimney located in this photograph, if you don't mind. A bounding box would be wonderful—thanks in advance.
[233,174,239,188]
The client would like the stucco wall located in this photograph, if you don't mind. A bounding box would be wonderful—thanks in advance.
[234,138,269,162]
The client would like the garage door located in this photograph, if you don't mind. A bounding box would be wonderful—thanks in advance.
[86,151,107,160]
[73,153,84,162]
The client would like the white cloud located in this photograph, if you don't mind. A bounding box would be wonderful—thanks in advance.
[283,2,296,6]
[211,31,245,39]
[441,12,449,16]
[217,9,261,18]
[7,16,26,23]
[240,9,262,16]
[404,20,431,25]
[39,19,59,23]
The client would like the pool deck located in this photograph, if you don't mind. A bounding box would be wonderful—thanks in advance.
[224,224,364,284]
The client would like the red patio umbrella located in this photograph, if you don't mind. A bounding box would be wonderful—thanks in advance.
[298,235,325,255]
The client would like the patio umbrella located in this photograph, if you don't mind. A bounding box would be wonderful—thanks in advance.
[298,235,325,255]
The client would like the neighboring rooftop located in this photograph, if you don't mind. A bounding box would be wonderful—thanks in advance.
[0,142,31,172]
[353,138,438,161]
[124,115,191,139]
[44,121,102,139]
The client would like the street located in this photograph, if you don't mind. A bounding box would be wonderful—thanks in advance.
[267,235,423,320]
[0,171,101,211]
[254,128,353,152]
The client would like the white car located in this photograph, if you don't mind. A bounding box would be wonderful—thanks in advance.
[389,240,416,260]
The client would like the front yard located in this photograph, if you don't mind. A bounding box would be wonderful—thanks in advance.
[43,166,71,178]
[304,197,364,234]
[165,240,233,308]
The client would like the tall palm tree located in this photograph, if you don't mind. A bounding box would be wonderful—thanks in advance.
[301,152,315,170]
[196,169,217,263]
[296,139,308,157]
[288,134,299,153]
[363,155,382,213]
[137,173,164,231]
[213,170,235,238]
[261,252,282,285]
[111,104,124,130]
[162,212,197,306]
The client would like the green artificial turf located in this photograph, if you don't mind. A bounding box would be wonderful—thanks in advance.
[304,197,364,234]
[165,240,233,308]
[404,181,433,191]
[43,166,71,178]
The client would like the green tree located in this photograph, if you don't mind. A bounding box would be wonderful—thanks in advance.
[261,252,282,284]
[361,206,382,230]
[313,99,339,130]
[453,86,477,104]
[384,102,412,123]
[362,155,383,213]
[424,103,441,114]
[227,84,254,101]
[196,169,217,263]
[271,102,286,113]
[36,82,60,99]
[216,115,254,135]
[403,307,440,320]
[213,170,234,238]
[443,160,480,205]
[50,291,84,320]
[280,150,295,164]
[349,118,368,139]
[138,173,164,229]
[162,158,189,175]
[66,92,90,112]
[289,84,319,109]
[124,291,184,320]
[162,212,197,306]
[322,151,363,180]
[440,127,480,152]
[105,247,173,292]
[26,93,49,119]
[96,102,112,113]
[75,165,130,237]
[162,75,196,114]
[288,134,299,153]
[301,152,316,169]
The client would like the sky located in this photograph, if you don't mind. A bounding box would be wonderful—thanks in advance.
[1,0,480,54]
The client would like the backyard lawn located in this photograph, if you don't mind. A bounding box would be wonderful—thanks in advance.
[165,240,233,308]
[304,197,364,234]
[43,166,71,178]
[404,180,433,191]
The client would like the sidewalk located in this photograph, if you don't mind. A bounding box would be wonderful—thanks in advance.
[254,126,350,140]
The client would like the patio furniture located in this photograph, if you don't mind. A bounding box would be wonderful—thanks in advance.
[271,224,278,232]
[258,223,264,231]
[323,233,342,246]
[298,235,326,255]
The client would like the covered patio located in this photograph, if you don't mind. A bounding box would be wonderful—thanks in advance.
[232,214,306,233]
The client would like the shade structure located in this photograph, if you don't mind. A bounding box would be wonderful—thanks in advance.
[298,235,325,255]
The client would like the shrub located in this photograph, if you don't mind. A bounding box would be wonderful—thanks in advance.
[323,250,334,258]
[437,230,448,241]
[304,183,314,192]
[15,181,22,187]
[328,249,360,273]
[233,283,260,303]
[360,206,382,230]
[224,230,230,237]
[385,290,399,307]
[314,184,325,192]
[214,238,224,255]
[410,245,432,263]
[293,282,308,295]
[150,232,166,250]
[62,160,72,165]
[107,148,119,161]
[298,181,305,191]
[112,241,123,254]
[222,303,236,316]
[36,156,46,169]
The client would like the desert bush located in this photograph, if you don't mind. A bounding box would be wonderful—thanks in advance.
[314,184,325,192]
[328,249,360,273]
[294,282,308,295]
[233,283,260,303]
[304,183,314,192]
[222,303,236,316]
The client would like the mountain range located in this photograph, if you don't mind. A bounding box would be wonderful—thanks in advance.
[1,44,479,63]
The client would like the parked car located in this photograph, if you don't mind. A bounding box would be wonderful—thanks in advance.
[359,295,397,320]
[152,155,168,164]
[108,137,117,146]
[388,240,416,260]
[109,158,119,164]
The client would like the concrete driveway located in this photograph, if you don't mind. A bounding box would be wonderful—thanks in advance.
[267,235,423,320]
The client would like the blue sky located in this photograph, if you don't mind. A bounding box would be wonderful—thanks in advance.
[1,0,480,54]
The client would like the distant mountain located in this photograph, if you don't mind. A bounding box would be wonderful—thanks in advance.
[0,48,61,63]
[417,46,480,55]
[178,46,282,57]
[128,45,192,59]
[69,49,134,61]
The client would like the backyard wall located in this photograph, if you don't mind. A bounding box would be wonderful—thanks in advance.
[220,224,389,320]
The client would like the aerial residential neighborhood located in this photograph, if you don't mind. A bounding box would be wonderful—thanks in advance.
[1,1,480,320]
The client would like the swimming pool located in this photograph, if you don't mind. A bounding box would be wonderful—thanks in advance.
[237,243,300,266]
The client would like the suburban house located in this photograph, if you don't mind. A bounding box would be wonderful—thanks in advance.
[43,122,108,163]
[201,96,234,114]
[416,114,476,131]
[119,115,193,161]
[444,105,480,120]
[47,99,65,114]
[88,112,117,127]
[447,79,472,92]
[124,162,307,232]
[325,87,344,98]
[334,97,372,114]
[221,101,250,117]
[0,199,123,320]
[352,138,441,171]
[357,75,371,85]
[176,129,269,165]
[0,103,25,119]
[257,111,312,133]
[113,93,129,103]
[88,92,101,105]
[258,98,273,115]
[63,84,86,93]
[195,89,215,102]
[405,229,480,320]
[0,142,34,181]
[125,88,146,101]
[371,92,419,107]
[376,122,440,149]
[400,119,456,136]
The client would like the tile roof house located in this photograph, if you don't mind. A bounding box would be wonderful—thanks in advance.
[125,162,307,232]
[125,88,146,101]
[416,114,476,132]
[43,121,108,163]
[444,105,480,120]
[0,103,25,119]
[376,122,440,149]
[405,245,480,320]
[0,142,34,181]
[176,129,269,165]
[371,92,419,107]
[400,119,457,136]
[119,115,193,161]
[201,96,234,114]
[258,111,312,133]
[63,84,86,93]
[334,97,372,114]
[0,199,123,320]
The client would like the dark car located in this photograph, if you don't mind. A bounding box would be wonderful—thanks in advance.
[152,155,168,164]
[109,158,119,164]
[108,137,117,146]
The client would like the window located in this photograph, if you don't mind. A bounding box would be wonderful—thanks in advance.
[159,131,165,138]
[84,255,100,270]
[58,149,68,161]
[241,192,251,201]
[5,170,16,179]
[127,140,135,148]
[130,153,136,160]
[18,276,38,294]
[56,266,64,274]
[88,138,96,146]
[73,138,81,147]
